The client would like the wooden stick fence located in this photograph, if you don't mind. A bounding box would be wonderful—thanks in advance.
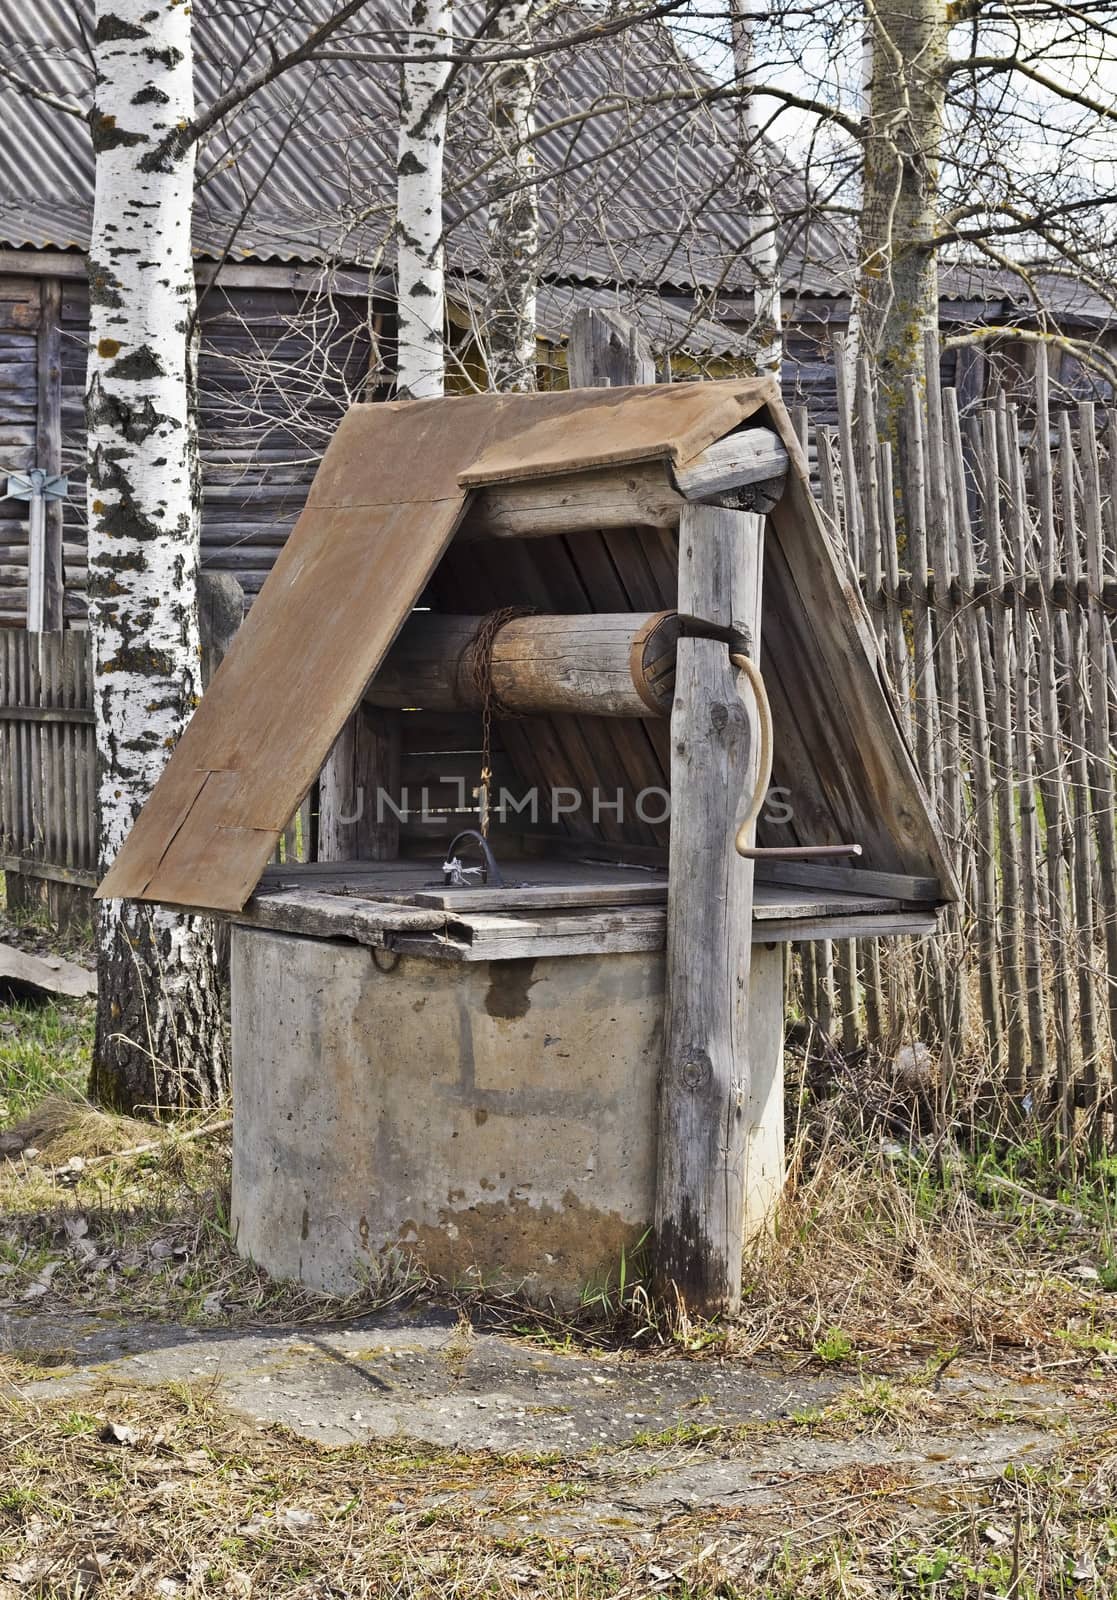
[796,349,1117,1141]
[0,629,96,891]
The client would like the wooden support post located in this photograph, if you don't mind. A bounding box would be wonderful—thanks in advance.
[198,572,244,689]
[743,943,785,1232]
[654,502,764,1316]
[318,704,401,862]
[567,306,655,388]
[35,279,64,633]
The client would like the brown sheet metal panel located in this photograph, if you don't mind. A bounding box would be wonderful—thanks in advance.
[458,378,777,485]
[98,383,773,913]
[98,410,484,909]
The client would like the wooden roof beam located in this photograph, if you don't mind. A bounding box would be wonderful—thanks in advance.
[459,426,789,542]
[671,427,789,512]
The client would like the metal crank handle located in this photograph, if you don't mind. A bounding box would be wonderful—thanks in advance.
[728,652,861,862]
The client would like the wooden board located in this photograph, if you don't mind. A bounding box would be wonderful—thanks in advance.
[752,859,941,903]
[0,940,95,1000]
[413,878,668,911]
[230,868,928,956]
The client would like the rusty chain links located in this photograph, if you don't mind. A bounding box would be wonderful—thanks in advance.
[466,607,535,836]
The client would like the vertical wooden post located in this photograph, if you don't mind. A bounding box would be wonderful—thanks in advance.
[743,943,786,1231]
[318,706,401,862]
[198,572,244,689]
[567,307,655,389]
[654,502,762,1316]
[36,279,64,633]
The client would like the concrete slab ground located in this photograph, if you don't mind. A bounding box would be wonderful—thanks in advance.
[2,1303,1094,1558]
[6,1305,853,1451]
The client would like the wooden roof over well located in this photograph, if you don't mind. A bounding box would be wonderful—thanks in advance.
[98,380,953,913]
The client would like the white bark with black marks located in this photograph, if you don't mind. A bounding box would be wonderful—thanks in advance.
[86,0,225,1114]
[481,0,538,392]
[396,0,452,399]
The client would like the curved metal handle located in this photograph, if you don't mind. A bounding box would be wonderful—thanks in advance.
[444,829,505,887]
[729,652,774,858]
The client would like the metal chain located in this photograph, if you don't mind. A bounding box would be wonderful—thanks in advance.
[466,606,535,836]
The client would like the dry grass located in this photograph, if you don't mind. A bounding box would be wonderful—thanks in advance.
[728,1125,1117,1367]
[1,1063,1115,1366]
[3,1094,151,1164]
[685,1032,1117,1369]
[0,1095,427,1330]
[0,1373,1114,1597]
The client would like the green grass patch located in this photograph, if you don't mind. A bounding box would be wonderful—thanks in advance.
[0,997,92,1124]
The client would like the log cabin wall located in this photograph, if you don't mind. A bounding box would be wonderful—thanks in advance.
[0,276,45,620]
[1,266,388,626]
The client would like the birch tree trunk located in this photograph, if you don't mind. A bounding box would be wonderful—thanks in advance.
[731,5,781,374]
[86,0,225,1115]
[857,0,947,427]
[396,0,452,399]
[481,0,538,392]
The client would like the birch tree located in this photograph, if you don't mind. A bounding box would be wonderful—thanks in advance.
[86,0,224,1113]
[857,0,947,425]
[81,0,380,1112]
[396,0,453,398]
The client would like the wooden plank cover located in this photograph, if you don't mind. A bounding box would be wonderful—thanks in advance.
[98,382,776,912]
[759,407,958,896]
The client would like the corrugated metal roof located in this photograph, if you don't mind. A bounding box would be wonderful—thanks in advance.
[0,0,848,302]
[4,4,1098,330]
[939,263,1115,325]
[534,282,754,360]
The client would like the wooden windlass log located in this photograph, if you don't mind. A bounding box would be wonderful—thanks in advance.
[365,609,688,717]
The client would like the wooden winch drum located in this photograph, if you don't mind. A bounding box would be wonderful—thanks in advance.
[364,610,684,718]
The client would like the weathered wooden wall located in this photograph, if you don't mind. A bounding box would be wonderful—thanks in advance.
[0,629,95,885]
[1,268,387,625]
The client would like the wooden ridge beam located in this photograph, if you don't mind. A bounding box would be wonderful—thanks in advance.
[671,428,789,511]
[458,428,789,542]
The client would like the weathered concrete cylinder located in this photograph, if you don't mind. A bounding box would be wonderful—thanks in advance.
[230,927,785,1305]
[231,927,666,1303]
